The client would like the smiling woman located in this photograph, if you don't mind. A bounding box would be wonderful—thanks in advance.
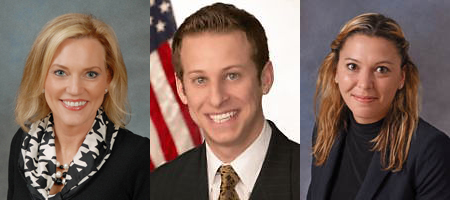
[8,13,149,200]
[307,13,450,199]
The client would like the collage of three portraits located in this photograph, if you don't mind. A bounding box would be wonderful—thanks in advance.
[3,0,450,199]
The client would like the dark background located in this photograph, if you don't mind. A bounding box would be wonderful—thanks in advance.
[0,0,149,196]
[301,0,450,199]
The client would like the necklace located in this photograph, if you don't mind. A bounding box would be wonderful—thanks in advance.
[55,161,69,185]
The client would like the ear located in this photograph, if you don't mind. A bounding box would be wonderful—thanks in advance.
[261,61,274,94]
[399,67,406,89]
[175,73,188,104]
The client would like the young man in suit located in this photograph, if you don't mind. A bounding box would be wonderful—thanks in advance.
[150,3,299,200]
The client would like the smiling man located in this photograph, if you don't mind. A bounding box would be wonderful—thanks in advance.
[150,3,299,200]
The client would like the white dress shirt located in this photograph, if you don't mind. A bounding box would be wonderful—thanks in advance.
[206,120,272,200]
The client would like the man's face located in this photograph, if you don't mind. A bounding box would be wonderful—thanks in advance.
[176,31,273,149]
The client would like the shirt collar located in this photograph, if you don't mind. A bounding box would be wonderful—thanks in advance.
[206,120,272,192]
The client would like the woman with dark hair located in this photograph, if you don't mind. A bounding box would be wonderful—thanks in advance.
[307,13,450,199]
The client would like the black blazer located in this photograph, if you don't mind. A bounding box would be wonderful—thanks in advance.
[8,128,150,200]
[307,118,450,200]
[150,120,299,200]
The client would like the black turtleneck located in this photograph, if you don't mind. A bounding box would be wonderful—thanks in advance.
[329,114,383,200]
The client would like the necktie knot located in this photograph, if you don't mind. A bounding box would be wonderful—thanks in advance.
[218,165,240,200]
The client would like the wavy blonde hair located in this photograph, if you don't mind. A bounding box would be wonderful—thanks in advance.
[16,13,130,132]
[313,13,420,172]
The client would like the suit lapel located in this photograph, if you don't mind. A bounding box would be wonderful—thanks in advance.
[313,130,346,200]
[250,121,297,200]
[183,143,209,200]
[355,151,390,200]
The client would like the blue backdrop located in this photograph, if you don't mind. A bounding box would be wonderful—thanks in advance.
[0,0,149,196]
[301,0,450,199]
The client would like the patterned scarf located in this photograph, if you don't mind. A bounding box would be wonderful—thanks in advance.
[19,109,118,199]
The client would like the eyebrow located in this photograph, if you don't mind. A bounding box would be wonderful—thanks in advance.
[50,64,104,72]
[186,65,244,75]
[343,57,395,65]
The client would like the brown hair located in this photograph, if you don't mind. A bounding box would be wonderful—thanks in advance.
[313,13,420,172]
[16,13,130,132]
[172,2,269,82]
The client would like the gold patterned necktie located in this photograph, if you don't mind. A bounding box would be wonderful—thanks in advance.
[218,165,240,200]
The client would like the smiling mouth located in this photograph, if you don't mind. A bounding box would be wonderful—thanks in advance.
[63,100,87,107]
[208,110,238,123]
[61,100,88,111]
[352,94,377,103]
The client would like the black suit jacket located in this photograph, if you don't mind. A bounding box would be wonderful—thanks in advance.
[8,128,150,200]
[307,118,450,200]
[150,120,299,200]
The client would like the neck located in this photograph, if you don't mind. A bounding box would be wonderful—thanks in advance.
[207,117,265,163]
[53,121,92,164]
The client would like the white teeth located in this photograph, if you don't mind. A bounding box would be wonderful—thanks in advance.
[63,101,87,107]
[209,111,237,123]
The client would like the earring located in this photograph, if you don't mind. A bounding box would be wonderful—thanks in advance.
[42,89,45,93]
[105,89,108,93]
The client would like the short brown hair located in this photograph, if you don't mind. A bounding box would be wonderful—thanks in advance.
[172,3,269,81]
[16,13,130,132]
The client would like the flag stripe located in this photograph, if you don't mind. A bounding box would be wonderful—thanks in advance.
[150,84,178,161]
[150,118,167,167]
[150,51,195,154]
[150,0,202,171]
[157,42,202,146]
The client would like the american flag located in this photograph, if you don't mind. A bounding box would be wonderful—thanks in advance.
[150,0,202,171]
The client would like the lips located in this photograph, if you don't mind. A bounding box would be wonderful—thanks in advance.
[207,110,238,123]
[352,94,378,103]
[61,99,88,111]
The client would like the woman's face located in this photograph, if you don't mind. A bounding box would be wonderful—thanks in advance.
[44,38,109,131]
[335,34,405,124]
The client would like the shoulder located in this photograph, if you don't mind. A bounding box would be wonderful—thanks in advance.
[10,128,26,153]
[114,128,149,151]
[150,144,205,198]
[109,128,149,167]
[11,128,26,144]
[151,144,204,178]
[410,118,450,153]
[407,118,450,174]
[405,118,450,198]
[267,120,299,149]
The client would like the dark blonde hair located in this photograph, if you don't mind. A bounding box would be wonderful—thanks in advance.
[172,2,269,82]
[313,13,420,172]
[16,13,130,132]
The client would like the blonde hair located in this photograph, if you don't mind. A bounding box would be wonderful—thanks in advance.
[313,13,420,172]
[16,13,130,132]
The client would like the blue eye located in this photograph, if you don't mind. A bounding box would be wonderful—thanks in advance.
[54,70,66,76]
[226,73,240,80]
[376,66,390,74]
[194,77,206,85]
[86,71,99,79]
[346,63,357,71]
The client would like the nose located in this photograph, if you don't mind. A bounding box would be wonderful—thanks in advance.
[66,76,84,95]
[208,80,229,107]
[357,70,374,89]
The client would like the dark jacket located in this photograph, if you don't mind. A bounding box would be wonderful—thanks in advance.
[150,120,300,200]
[8,128,150,200]
[307,118,450,200]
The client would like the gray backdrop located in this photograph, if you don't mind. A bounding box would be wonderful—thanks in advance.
[0,0,149,196]
[301,0,450,199]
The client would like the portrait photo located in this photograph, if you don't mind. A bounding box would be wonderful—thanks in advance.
[301,0,450,199]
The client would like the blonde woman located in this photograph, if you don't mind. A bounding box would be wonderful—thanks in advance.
[8,13,149,199]
[307,13,450,199]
